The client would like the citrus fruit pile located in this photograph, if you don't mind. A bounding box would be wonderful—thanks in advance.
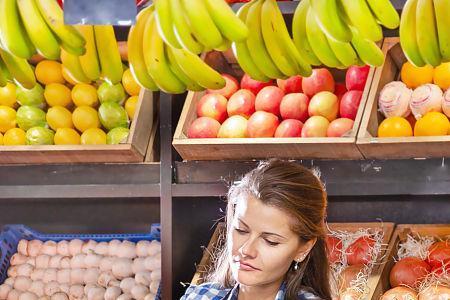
[377,61,450,138]
[0,60,141,146]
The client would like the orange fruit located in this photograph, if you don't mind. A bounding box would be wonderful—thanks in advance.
[72,106,100,132]
[46,106,73,130]
[81,128,107,145]
[54,128,81,145]
[35,60,65,85]
[401,62,434,89]
[0,83,16,107]
[44,83,72,107]
[122,68,141,96]
[3,128,26,145]
[378,117,413,137]
[414,112,449,136]
[125,96,138,120]
[433,62,450,90]
[72,83,98,107]
[0,106,16,133]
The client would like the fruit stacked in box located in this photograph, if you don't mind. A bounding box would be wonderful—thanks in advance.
[187,66,369,139]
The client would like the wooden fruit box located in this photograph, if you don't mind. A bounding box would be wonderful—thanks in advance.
[357,37,450,159]
[173,50,376,161]
[0,89,157,164]
[372,224,450,299]
[191,221,395,300]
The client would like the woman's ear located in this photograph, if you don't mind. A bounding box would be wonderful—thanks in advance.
[294,238,317,262]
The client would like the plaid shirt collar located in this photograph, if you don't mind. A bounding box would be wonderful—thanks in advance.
[225,282,286,300]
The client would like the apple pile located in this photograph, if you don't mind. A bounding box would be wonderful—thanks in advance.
[187,66,370,139]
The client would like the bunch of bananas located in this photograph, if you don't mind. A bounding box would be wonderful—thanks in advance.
[400,0,450,68]
[293,0,399,68]
[0,0,87,89]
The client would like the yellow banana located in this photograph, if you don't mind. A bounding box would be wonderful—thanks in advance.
[17,0,60,60]
[0,48,36,89]
[35,0,86,55]
[310,0,351,42]
[180,0,223,49]
[128,6,158,91]
[399,0,425,67]
[415,0,441,67]
[350,27,384,67]
[0,58,9,87]
[154,0,181,49]
[232,3,270,82]
[339,0,383,42]
[204,0,248,42]
[166,46,204,92]
[75,25,101,81]
[143,10,186,94]
[170,0,203,54]
[366,0,400,29]
[214,38,232,52]
[94,25,123,85]
[327,37,359,67]
[292,0,321,66]
[306,8,342,68]
[0,0,36,59]
[60,48,91,84]
[433,0,450,62]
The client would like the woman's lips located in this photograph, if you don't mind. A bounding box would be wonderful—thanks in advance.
[237,261,260,271]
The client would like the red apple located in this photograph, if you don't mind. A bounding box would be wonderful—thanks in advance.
[346,66,370,91]
[302,68,335,97]
[207,73,239,98]
[280,93,309,122]
[218,115,248,138]
[196,93,228,123]
[227,89,255,118]
[308,91,339,122]
[277,75,302,94]
[335,83,347,101]
[247,111,279,137]
[327,118,354,137]
[240,73,274,96]
[255,86,285,116]
[275,119,303,137]
[301,116,330,137]
[339,90,363,120]
[187,117,221,138]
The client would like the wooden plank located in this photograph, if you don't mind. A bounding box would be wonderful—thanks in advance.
[128,89,155,157]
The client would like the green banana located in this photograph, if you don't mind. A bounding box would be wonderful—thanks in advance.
[17,0,60,60]
[415,0,441,67]
[214,38,232,52]
[399,0,425,66]
[128,6,159,91]
[143,10,186,94]
[366,0,400,29]
[180,0,223,49]
[204,0,248,42]
[75,25,101,81]
[292,0,321,66]
[0,48,36,89]
[0,58,9,87]
[339,0,383,42]
[433,0,450,62]
[0,0,36,59]
[306,8,342,68]
[232,3,270,82]
[170,0,203,54]
[310,0,351,42]
[246,0,284,79]
[350,27,384,67]
[60,48,91,83]
[154,0,181,49]
[327,37,359,67]
[35,0,86,55]
[166,46,204,92]
[94,25,124,85]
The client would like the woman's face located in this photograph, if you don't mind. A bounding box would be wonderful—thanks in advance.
[228,195,315,288]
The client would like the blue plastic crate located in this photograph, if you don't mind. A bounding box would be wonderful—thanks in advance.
[0,224,162,299]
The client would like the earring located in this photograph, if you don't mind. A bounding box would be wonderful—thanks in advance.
[294,260,300,271]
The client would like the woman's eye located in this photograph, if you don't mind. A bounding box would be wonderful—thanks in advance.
[265,239,280,246]
[234,228,247,234]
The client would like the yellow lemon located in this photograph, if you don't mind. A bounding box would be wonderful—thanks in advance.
[125,96,138,120]
[35,60,65,85]
[46,106,73,130]
[81,128,107,145]
[0,106,16,133]
[433,62,450,90]
[72,106,100,132]
[0,132,3,145]
[44,83,72,107]
[71,83,98,107]
[378,117,413,137]
[0,83,17,107]
[3,128,26,145]
[122,68,141,96]
[414,112,450,136]
[401,62,434,89]
[54,128,81,145]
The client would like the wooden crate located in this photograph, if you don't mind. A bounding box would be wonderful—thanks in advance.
[357,37,450,159]
[191,222,395,300]
[372,224,450,299]
[0,89,157,164]
[173,50,376,161]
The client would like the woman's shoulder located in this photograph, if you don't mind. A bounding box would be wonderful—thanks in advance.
[180,282,231,300]
[297,286,326,300]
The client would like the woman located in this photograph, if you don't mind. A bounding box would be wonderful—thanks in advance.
[181,160,332,300]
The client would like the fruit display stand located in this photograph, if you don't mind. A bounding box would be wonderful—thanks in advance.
[357,37,450,159]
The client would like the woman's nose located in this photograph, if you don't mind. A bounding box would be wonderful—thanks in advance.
[239,236,257,258]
